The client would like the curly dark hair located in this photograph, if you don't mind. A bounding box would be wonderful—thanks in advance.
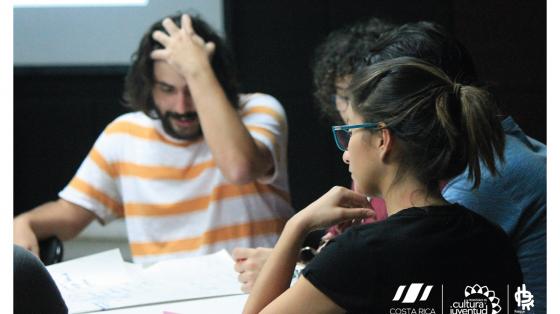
[311,17,395,122]
[367,21,478,84]
[123,13,239,117]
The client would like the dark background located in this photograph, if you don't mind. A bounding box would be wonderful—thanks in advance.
[14,0,546,216]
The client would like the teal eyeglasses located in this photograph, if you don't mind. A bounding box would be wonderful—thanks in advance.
[331,123,380,151]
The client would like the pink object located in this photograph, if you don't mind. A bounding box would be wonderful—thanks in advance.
[324,196,387,238]
[323,180,447,239]
[370,197,388,220]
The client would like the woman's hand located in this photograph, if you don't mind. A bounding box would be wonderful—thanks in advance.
[242,187,373,313]
[151,14,215,79]
[293,186,374,234]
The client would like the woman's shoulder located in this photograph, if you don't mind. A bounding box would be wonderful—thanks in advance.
[347,204,507,244]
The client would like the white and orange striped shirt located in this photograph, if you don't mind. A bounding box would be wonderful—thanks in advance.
[59,93,293,264]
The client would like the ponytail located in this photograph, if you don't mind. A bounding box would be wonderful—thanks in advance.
[351,57,505,191]
[456,85,504,188]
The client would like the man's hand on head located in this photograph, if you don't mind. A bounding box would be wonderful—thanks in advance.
[151,14,215,79]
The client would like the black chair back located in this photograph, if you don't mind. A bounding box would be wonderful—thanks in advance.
[39,236,64,265]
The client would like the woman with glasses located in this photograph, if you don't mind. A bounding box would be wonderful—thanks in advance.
[243,57,522,313]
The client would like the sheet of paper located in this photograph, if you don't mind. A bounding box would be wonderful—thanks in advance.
[47,249,244,313]
[88,295,249,314]
[142,250,241,294]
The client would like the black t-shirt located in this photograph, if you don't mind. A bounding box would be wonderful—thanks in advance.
[302,204,523,314]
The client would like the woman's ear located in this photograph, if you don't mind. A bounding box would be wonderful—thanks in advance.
[379,128,393,162]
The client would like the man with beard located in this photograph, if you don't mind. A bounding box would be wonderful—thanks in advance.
[14,13,293,265]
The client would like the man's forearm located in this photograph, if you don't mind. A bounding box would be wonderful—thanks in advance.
[186,68,272,183]
[15,200,94,241]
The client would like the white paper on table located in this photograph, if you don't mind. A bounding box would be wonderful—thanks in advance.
[47,249,244,313]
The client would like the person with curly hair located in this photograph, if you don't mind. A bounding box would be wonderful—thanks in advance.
[14,13,293,264]
[311,17,396,124]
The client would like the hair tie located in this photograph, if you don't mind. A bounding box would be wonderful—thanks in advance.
[452,83,462,98]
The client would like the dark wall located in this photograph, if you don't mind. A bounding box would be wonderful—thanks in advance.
[452,1,546,142]
[14,68,128,215]
[14,1,545,216]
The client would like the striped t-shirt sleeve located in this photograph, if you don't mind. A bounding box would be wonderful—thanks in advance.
[59,120,124,224]
[240,93,288,184]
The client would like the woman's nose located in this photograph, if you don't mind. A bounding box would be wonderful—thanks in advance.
[342,151,350,164]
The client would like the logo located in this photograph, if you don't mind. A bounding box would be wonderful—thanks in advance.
[450,284,501,314]
[393,283,434,303]
[514,284,535,312]
[390,283,437,314]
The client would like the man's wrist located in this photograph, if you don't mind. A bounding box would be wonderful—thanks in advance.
[14,213,30,227]
[183,62,213,82]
